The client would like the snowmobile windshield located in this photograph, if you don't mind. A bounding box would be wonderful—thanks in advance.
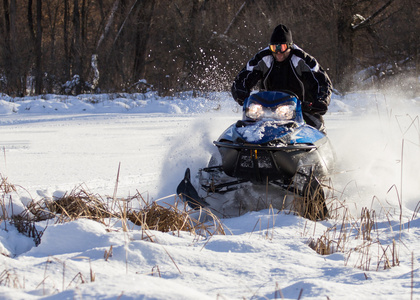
[243,92,304,125]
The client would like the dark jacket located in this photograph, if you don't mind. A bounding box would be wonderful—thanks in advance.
[231,45,332,115]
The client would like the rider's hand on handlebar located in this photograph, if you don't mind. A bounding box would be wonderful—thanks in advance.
[302,99,327,114]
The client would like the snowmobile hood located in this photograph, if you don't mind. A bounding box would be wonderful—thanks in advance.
[218,121,325,146]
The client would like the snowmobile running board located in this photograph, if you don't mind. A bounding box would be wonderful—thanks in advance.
[213,141,317,151]
[177,167,250,209]
[200,166,248,193]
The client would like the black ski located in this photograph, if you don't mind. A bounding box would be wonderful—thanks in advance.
[176,168,209,210]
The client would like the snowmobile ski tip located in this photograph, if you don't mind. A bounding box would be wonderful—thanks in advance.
[177,168,209,210]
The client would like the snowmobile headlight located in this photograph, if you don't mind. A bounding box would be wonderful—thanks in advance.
[275,104,295,120]
[246,103,264,119]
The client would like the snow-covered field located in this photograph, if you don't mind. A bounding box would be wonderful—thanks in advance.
[0,90,419,299]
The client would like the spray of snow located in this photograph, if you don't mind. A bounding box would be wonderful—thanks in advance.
[328,91,420,214]
[156,110,240,200]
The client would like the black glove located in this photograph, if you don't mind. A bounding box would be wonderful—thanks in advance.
[302,99,327,114]
[312,99,328,114]
[231,87,249,106]
[301,101,313,113]
[235,98,244,106]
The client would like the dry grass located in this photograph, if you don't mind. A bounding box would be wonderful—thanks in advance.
[0,176,17,195]
[307,224,341,256]
[0,174,17,221]
[285,170,334,221]
[301,166,410,271]
[358,207,376,241]
[127,202,195,233]
[0,269,22,289]
[10,214,43,246]
[44,187,114,224]
[306,199,407,271]
[291,190,328,221]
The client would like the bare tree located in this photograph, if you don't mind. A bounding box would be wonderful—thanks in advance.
[63,0,70,80]
[72,0,82,94]
[34,0,42,94]
[132,0,155,88]
[2,0,21,95]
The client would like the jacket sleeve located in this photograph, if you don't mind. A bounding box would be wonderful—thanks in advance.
[292,48,332,114]
[231,48,272,105]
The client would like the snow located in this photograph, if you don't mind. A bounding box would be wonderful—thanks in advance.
[236,121,267,142]
[0,90,419,299]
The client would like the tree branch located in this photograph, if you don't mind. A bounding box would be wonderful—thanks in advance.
[223,0,249,35]
[96,0,120,51]
[352,0,395,30]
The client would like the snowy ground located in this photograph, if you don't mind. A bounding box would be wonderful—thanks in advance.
[0,90,419,299]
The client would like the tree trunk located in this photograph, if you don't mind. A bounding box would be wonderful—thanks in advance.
[96,0,120,51]
[2,0,22,95]
[63,0,70,80]
[73,0,82,94]
[133,0,155,82]
[335,6,355,91]
[35,0,42,94]
[3,0,12,94]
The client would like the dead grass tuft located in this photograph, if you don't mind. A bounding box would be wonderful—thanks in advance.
[0,175,17,195]
[307,201,404,271]
[11,214,43,246]
[290,175,331,221]
[0,269,22,288]
[308,231,336,255]
[127,202,195,233]
[0,174,18,221]
[45,187,113,223]
[359,207,376,241]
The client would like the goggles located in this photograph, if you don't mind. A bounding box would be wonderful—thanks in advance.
[269,43,290,53]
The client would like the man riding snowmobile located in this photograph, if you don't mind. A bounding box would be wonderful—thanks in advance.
[231,24,332,133]
[176,25,335,220]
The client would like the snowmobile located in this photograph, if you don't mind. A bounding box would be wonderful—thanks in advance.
[177,91,335,220]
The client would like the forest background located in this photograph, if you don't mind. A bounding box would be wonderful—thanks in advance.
[0,0,418,97]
